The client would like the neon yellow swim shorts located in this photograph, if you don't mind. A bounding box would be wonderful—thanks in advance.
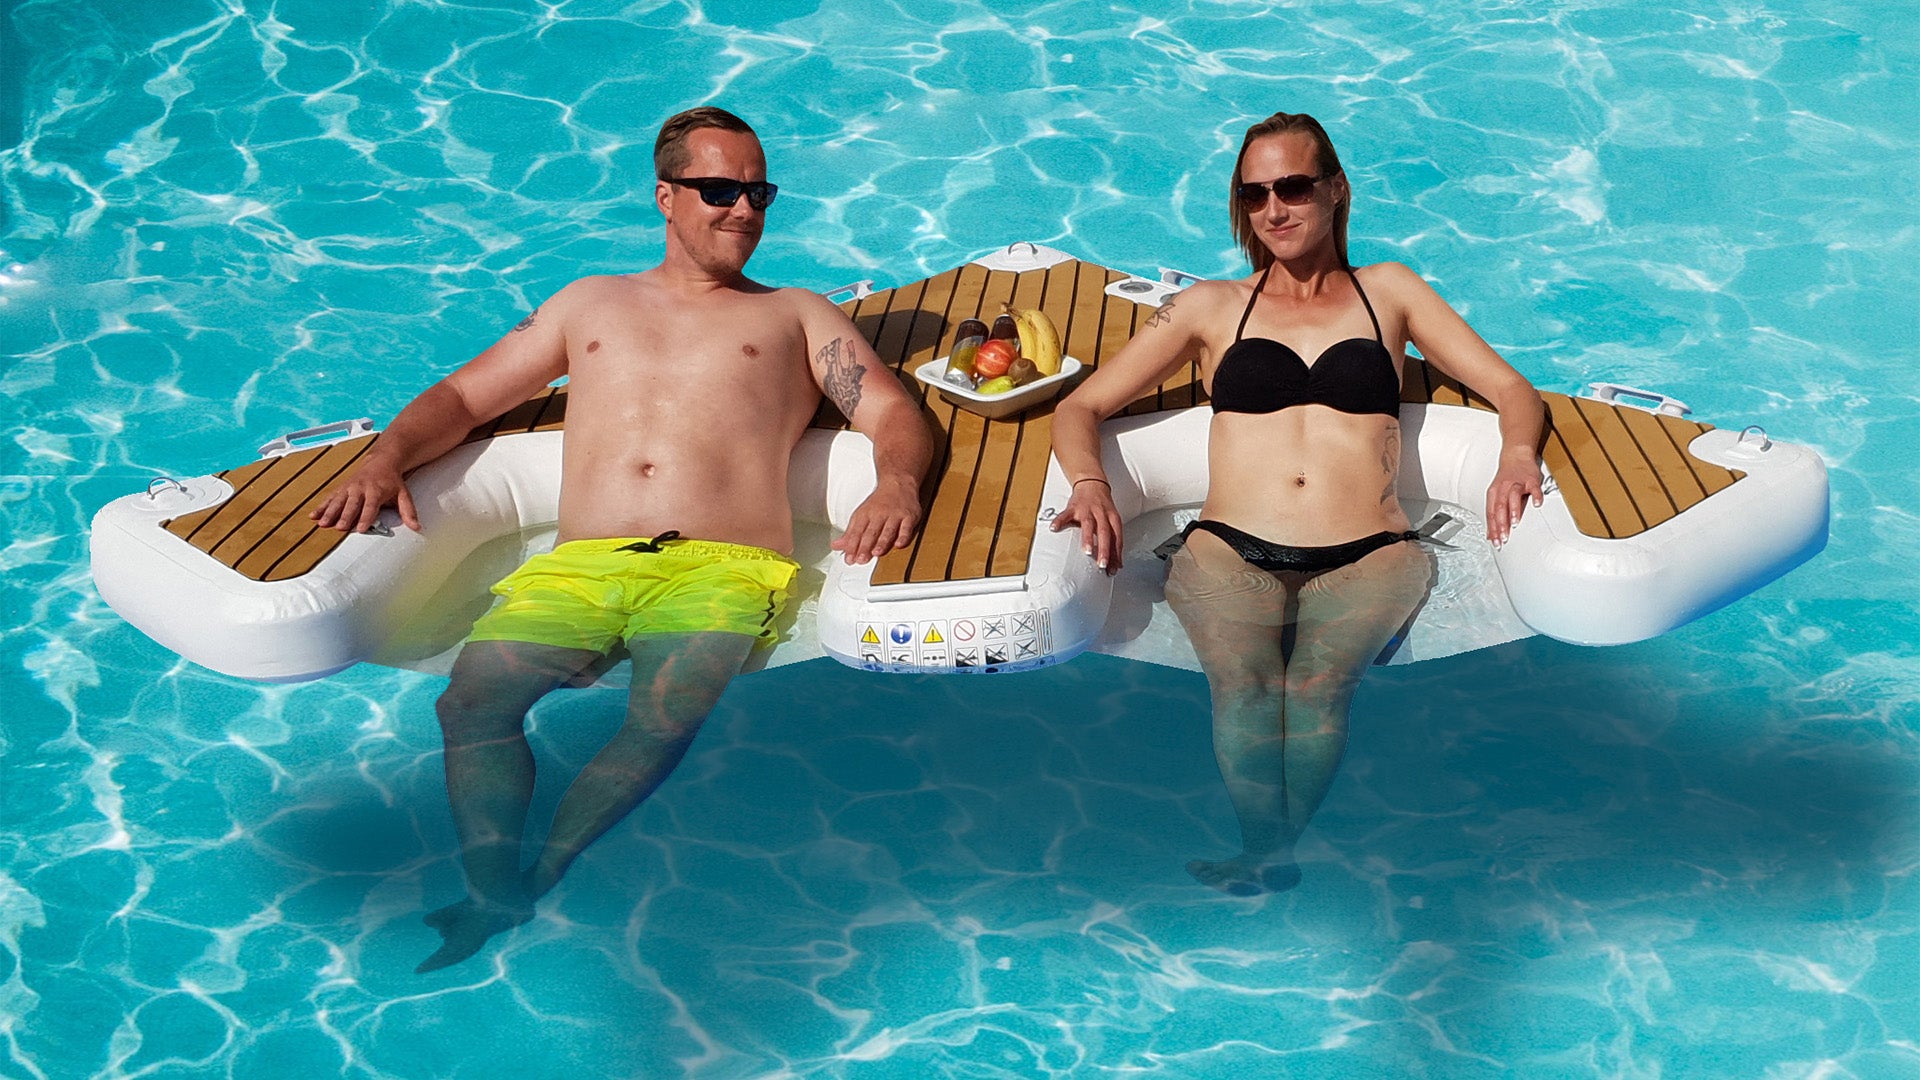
[466,535,801,653]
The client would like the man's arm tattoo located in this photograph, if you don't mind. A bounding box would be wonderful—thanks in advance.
[513,308,538,332]
[1144,297,1177,329]
[818,337,866,417]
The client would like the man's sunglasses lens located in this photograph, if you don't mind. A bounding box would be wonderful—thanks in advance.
[1236,176,1321,206]
[680,178,778,210]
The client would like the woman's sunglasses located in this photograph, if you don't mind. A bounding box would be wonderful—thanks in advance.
[1235,173,1331,207]
[665,176,779,211]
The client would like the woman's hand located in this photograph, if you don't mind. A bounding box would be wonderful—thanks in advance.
[1050,477,1124,573]
[1486,447,1544,544]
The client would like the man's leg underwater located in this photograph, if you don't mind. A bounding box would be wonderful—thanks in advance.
[417,638,601,973]
[525,630,758,900]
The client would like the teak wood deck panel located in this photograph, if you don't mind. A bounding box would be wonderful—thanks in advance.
[829,258,1200,587]
[160,389,570,583]
[1400,362,1743,539]
[161,257,1744,584]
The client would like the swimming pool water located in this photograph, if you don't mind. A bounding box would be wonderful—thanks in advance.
[4,1,1916,1077]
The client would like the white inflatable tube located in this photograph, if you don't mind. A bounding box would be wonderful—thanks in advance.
[809,399,1827,673]
[91,395,1826,682]
[1495,423,1828,645]
[93,429,844,682]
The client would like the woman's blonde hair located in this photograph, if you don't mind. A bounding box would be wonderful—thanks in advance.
[1229,111,1349,271]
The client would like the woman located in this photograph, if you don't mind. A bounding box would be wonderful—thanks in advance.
[1051,112,1546,896]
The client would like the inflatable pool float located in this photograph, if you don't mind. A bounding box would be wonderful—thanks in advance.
[89,243,1829,682]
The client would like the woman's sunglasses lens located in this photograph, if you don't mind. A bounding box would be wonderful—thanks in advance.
[1276,178,1315,202]
[1236,177,1318,206]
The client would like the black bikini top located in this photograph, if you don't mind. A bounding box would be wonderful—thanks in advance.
[1210,265,1401,417]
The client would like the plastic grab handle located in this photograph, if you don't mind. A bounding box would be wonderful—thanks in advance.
[1158,267,1205,289]
[822,280,875,303]
[258,418,375,458]
[1584,382,1691,418]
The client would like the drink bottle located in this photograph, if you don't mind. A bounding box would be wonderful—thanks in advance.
[944,318,988,385]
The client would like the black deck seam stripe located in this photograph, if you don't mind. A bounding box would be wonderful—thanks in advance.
[935,410,994,584]
[938,268,1017,583]
[979,264,1057,576]
[1571,397,1653,533]
[1661,415,1733,495]
[896,264,972,581]
[873,273,909,365]
[230,439,373,576]
[888,272,938,374]
[480,399,515,439]
[1605,407,1681,518]
[905,262,989,583]
[937,267,1009,582]
[1561,397,1632,536]
[257,523,332,581]
[257,426,421,579]
[182,454,288,544]
[1054,259,1080,375]
[1539,397,1615,538]
[496,398,536,436]
[238,438,372,572]
[524,387,562,432]
[1552,397,1629,537]
[898,263,980,580]
[982,402,1028,579]
[198,443,345,557]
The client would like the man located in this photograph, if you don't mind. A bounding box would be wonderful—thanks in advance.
[310,107,932,972]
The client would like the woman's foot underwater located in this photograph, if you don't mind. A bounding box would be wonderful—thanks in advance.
[416,894,535,973]
[1186,855,1303,896]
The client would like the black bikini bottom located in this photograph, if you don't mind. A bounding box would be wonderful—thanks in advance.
[1161,515,1453,576]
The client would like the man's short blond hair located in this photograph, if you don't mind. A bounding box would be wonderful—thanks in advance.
[654,107,758,179]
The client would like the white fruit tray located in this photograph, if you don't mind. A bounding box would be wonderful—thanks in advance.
[912,355,1084,419]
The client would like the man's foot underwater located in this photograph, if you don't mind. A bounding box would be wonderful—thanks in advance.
[416,896,535,973]
[1186,856,1303,897]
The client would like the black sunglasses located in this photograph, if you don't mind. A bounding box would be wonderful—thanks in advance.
[1235,173,1331,207]
[664,176,778,211]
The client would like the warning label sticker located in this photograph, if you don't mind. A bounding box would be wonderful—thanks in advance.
[856,608,1054,670]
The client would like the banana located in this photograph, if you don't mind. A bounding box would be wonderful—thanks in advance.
[1007,306,1063,376]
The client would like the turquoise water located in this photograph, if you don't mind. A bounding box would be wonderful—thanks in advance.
[4,1,1917,1076]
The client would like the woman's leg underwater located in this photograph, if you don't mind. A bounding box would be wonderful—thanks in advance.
[1165,530,1296,895]
[1259,541,1432,889]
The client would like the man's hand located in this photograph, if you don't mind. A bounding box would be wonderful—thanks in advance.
[310,456,421,533]
[1049,477,1123,574]
[832,475,922,564]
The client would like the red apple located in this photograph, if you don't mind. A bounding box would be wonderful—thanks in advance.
[973,339,1016,379]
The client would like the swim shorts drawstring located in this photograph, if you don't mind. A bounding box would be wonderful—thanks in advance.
[616,530,682,554]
